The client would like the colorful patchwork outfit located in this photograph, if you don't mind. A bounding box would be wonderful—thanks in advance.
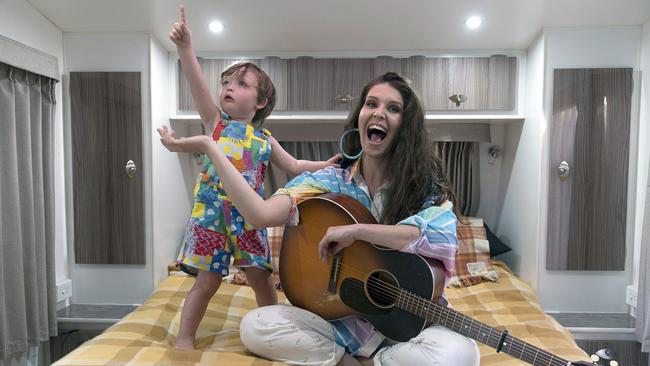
[178,114,273,276]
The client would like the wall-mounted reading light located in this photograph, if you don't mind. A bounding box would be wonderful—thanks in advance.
[488,145,502,165]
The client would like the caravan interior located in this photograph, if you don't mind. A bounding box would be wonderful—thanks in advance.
[0,0,649,365]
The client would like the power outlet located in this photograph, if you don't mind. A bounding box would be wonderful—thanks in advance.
[56,279,72,303]
[626,284,637,308]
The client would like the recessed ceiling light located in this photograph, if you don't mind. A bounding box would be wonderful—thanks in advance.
[209,21,224,33]
[465,16,482,30]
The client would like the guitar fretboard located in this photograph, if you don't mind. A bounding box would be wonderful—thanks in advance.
[395,288,573,366]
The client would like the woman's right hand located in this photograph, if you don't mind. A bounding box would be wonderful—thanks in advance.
[169,4,192,49]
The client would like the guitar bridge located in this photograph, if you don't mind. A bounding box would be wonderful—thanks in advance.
[327,253,342,294]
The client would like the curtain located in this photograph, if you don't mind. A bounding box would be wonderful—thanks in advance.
[264,140,480,219]
[0,62,58,358]
[264,141,338,196]
[636,156,650,354]
[434,141,480,216]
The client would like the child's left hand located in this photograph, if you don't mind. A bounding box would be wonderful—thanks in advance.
[157,125,212,153]
[325,153,342,168]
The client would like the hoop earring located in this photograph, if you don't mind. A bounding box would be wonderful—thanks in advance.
[339,128,363,160]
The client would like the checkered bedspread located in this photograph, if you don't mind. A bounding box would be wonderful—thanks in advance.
[53,261,589,366]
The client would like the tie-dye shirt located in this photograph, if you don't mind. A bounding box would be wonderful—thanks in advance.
[273,159,458,356]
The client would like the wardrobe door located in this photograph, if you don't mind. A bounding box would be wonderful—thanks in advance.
[70,72,144,264]
[547,68,632,271]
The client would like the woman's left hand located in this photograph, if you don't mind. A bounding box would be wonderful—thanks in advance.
[157,125,212,153]
[318,224,359,262]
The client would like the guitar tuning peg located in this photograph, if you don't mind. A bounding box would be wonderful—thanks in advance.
[590,354,600,362]
[610,361,618,366]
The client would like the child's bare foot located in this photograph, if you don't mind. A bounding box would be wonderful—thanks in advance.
[174,338,195,351]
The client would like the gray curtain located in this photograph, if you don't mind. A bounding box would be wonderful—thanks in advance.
[264,141,338,196]
[264,141,480,218]
[636,157,650,355]
[434,141,480,216]
[0,62,58,358]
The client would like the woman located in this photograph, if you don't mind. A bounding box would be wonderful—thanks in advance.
[158,72,480,366]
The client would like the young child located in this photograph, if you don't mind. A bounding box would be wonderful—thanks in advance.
[166,5,340,350]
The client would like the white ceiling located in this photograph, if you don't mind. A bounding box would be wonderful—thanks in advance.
[27,0,650,52]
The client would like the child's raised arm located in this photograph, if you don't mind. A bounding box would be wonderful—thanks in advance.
[169,4,219,134]
[268,136,341,176]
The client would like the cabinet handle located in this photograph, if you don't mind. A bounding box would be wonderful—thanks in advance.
[334,94,355,103]
[449,94,467,107]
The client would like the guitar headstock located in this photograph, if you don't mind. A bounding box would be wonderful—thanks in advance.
[572,348,618,366]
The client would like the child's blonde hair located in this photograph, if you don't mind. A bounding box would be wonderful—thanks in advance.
[221,61,276,125]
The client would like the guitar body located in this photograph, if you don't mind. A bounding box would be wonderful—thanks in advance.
[279,193,446,342]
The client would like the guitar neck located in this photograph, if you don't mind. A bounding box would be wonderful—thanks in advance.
[396,291,572,366]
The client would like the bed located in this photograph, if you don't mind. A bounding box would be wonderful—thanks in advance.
[52,260,590,366]
[53,219,591,365]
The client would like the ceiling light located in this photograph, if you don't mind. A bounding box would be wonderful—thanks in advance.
[465,16,482,30]
[209,21,224,33]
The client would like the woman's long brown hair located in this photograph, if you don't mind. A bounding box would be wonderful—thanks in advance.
[344,72,458,224]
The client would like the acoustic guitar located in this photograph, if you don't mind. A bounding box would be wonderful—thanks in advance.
[279,193,613,366]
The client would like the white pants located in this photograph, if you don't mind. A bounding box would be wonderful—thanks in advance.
[240,305,480,366]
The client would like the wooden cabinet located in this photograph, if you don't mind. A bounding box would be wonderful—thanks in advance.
[178,55,517,113]
[177,57,237,111]
[178,57,288,111]
[259,57,288,111]
[448,57,489,110]
[286,57,335,110]
[333,58,373,111]
[487,55,517,110]
[445,55,516,110]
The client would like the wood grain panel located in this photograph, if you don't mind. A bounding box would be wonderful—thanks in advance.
[259,57,288,111]
[287,57,336,111]
[487,55,517,110]
[575,340,647,366]
[71,72,144,264]
[421,57,449,110]
[177,58,237,111]
[547,68,632,270]
[179,56,517,113]
[447,57,489,110]
[333,58,373,111]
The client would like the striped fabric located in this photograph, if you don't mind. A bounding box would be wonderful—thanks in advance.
[53,262,589,366]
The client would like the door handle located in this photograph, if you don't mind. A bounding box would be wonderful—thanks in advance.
[125,160,136,179]
[558,161,569,181]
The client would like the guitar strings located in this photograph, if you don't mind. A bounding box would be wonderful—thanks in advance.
[334,267,572,366]
[288,254,573,366]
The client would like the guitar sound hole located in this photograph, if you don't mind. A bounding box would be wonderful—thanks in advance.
[366,271,398,308]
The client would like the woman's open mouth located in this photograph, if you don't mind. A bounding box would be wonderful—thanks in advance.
[367,124,387,144]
